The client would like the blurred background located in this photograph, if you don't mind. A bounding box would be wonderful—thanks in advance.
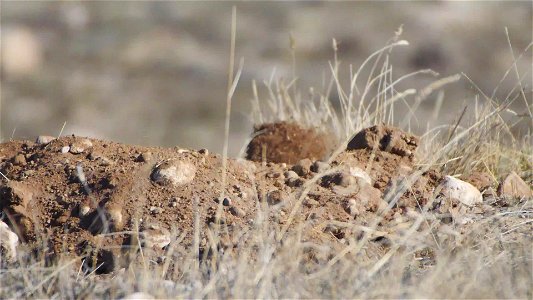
[1,1,531,156]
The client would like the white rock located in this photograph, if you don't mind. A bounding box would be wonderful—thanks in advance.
[440,176,482,207]
[0,221,19,262]
[61,146,70,154]
[122,292,155,300]
[35,135,56,145]
[349,167,372,186]
[151,160,196,186]
[70,139,93,154]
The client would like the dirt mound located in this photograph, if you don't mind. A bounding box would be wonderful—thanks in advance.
[1,126,522,275]
[246,122,333,164]
[347,125,419,159]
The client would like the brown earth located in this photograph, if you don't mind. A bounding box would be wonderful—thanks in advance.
[0,124,529,274]
[246,122,334,164]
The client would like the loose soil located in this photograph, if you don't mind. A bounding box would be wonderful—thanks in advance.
[0,124,530,274]
[246,121,333,164]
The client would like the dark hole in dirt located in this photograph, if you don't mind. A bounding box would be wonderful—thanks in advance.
[82,248,116,275]
[79,209,112,235]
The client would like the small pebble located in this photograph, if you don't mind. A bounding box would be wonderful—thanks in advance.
[229,206,245,217]
[215,197,232,206]
[284,170,299,180]
[35,135,55,145]
[267,190,287,206]
[151,160,196,186]
[150,206,164,214]
[70,139,93,154]
[291,158,313,176]
[0,221,19,262]
[12,154,26,166]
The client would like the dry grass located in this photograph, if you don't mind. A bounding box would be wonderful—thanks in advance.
[1,24,532,299]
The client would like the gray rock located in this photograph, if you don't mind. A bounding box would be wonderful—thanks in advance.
[284,170,299,180]
[439,176,482,207]
[35,135,55,145]
[0,221,18,262]
[292,158,313,176]
[267,190,288,206]
[70,139,93,154]
[151,160,196,186]
[229,206,246,217]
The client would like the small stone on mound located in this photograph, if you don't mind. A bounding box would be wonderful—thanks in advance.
[497,171,532,198]
[70,139,93,154]
[0,221,19,262]
[439,176,482,207]
[35,135,55,145]
[151,160,196,186]
[347,125,419,158]
[246,122,333,164]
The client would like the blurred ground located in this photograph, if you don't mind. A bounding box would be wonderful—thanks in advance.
[1,1,531,156]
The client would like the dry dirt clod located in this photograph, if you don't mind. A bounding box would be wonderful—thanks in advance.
[347,125,419,158]
[70,139,93,154]
[338,172,357,188]
[0,221,19,262]
[439,176,482,207]
[497,171,532,199]
[12,154,26,166]
[105,204,124,231]
[0,181,34,208]
[141,224,171,249]
[267,190,288,206]
[344,184,385,216]
[229,206,245,217]
[151,160,196,186]
[245,121,332,164]
[35,135,56,145]
[292,158,313,177]
[464,172,494,191]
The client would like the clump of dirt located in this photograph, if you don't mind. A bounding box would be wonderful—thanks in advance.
[246,122,333,164]
[347,124,419,159]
